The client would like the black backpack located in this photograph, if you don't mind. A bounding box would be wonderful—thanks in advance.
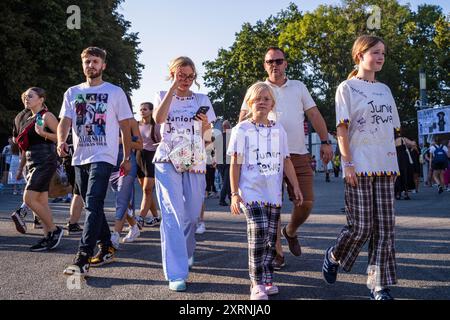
[432,145,448,166]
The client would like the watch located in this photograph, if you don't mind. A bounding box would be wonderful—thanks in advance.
[321,140,332,145]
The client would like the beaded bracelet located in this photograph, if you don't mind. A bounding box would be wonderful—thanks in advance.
[342,161,355,168]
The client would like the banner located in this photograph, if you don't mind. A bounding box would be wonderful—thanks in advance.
[417,106,450,136]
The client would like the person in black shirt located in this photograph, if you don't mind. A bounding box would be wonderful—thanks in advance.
[12,87,63,251]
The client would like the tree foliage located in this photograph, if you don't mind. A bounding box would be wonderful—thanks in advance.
[0,0,143,136]
[204,0,449,137]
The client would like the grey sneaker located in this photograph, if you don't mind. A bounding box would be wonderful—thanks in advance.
[11,208,27,234]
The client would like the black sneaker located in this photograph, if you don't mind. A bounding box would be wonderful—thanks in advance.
[272,254,286,271]
[370,288,394,300]
[30,237,50,252]
[47,226,64,250]
[438,186,444,194]
[11,208,27,234]
[63,251,90,277]
[33,216,42,229]
[66,222,83,234]
[145,216,161,227]
[322,247,339,284]
[89,245,115,267]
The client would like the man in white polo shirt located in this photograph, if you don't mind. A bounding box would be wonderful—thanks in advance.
[239,47,333,268]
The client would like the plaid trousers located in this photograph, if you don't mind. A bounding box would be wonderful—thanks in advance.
[242,203,280,284]
[333,176,397,286]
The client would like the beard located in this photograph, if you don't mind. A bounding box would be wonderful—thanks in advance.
[85,68,103,79]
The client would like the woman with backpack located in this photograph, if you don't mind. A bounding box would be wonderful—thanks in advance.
[430,138,449,194]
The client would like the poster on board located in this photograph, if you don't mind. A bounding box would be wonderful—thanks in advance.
[417,106,450,136]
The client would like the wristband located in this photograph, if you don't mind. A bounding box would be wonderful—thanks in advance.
[231,192,239,197]
[342,161,354,168]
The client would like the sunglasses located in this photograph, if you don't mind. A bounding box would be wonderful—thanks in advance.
[265,59,285,65]
[178,73,196,81]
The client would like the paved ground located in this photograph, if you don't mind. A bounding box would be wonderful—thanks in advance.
[0,174,449,300]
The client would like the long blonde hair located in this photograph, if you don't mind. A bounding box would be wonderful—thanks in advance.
[348,35,386,79]
[167,56,200,89]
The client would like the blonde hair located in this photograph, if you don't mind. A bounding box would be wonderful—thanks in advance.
[167,56,200,89]
[243,82,276,120]
[348,35,386,79]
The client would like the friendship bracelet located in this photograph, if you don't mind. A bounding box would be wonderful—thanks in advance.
[342,161,355,168]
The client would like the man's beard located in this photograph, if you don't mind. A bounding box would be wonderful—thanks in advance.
[86,69,102,79]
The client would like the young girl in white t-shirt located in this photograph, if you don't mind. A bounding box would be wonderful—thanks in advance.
[153,56,216,292]
[322,35,401,300]
[228,82,302,300]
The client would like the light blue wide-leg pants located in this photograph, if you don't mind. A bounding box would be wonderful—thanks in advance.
[155,162,206,281]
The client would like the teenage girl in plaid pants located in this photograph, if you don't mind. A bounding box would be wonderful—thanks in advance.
[322,35,401,300]
[229,82,302,300]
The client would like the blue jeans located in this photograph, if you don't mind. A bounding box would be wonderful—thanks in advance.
[75,162,113,257]
[110,151,137,221]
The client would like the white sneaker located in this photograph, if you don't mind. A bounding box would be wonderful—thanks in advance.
[111,231,120,250]
[195,222,206,234]
[122,224,140,243]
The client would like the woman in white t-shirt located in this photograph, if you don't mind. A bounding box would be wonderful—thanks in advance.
[429,137,449,193]
[322,35,400,300]
[228,82,302,300]
[153,56,216,292]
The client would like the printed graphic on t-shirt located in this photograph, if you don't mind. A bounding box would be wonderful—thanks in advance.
[74,93,108,147]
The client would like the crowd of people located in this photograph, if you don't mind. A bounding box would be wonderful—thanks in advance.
[3,35,450,301]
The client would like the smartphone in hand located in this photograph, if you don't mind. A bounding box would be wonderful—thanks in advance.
[36,113,44,126]
[195,106,210,117]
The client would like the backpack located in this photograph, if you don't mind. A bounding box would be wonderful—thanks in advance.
[432,145,448,166]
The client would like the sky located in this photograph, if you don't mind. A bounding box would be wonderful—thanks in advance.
[118,0,449,112]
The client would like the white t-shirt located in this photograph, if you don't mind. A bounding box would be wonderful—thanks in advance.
[429,145,449,157]
[153,91,216,173]
[240,79,316,155]
[60,82,133,166]
[335,78,401,176]
[227,120,289,207]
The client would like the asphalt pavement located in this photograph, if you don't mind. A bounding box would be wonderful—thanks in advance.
[0,174,449,300]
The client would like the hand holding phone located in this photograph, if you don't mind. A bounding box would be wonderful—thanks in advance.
[195,106,210,117]
[36,114,44,126]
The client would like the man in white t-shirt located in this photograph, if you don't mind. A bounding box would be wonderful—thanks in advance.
[57,47,133,277]
[239,47,333,266]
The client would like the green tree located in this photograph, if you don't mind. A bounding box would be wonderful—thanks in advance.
[204,0,449,138]
[0,0,143,137]
[203,3,301,123]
